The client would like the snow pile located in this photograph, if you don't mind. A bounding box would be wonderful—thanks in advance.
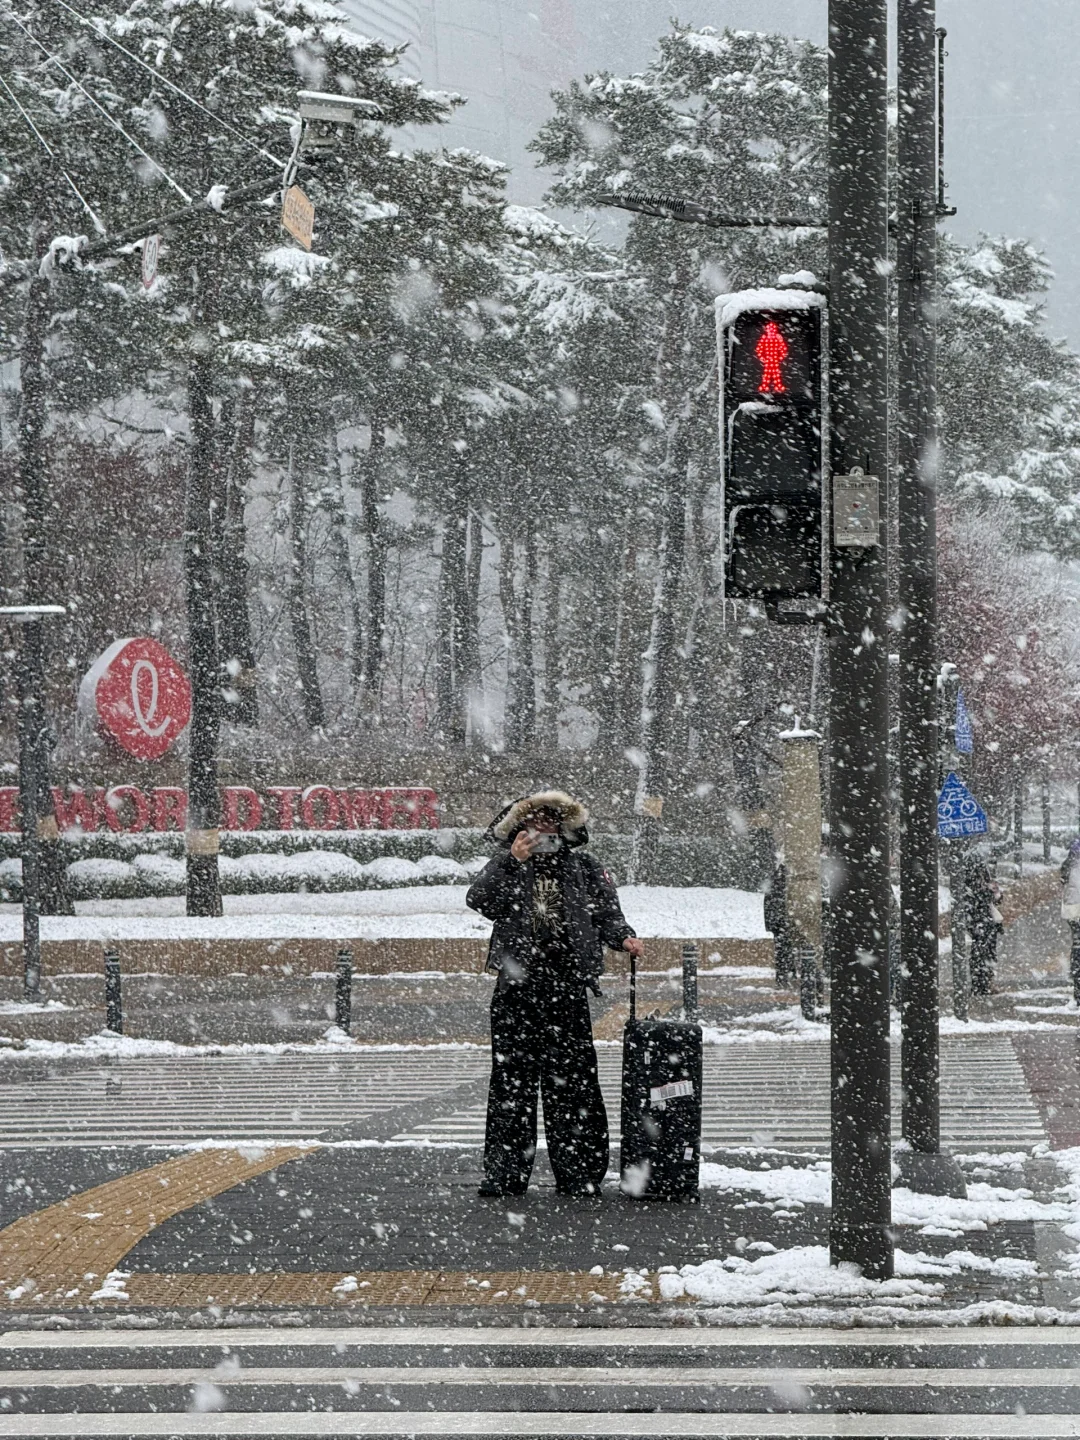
[39,235,87,277]
[659,1244,1036,1309]
[0,999,69,1016]
[1043,1148,1080,1291]
[620,886,766,940]
[699,1158,1070,1233]
[89,1270,131,1301]
[13,1031,486,1061]
[716,286,826,331]
[699,1160,830,1208]
[703,1010,830,1044]
[893,1182,1070,1233]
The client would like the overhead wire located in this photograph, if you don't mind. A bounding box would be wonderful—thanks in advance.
[46,0,287,171]
[2,7,193,201]
[0,72,106,232]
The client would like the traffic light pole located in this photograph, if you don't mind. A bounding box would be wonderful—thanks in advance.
[896,0,967,1197]
[827,0,894,1279]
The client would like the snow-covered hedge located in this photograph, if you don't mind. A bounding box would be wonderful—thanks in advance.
[0,827,489,865]
[0,828,746,902]
[2,850,490,902]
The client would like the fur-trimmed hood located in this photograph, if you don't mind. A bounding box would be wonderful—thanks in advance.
[486,790,589,846]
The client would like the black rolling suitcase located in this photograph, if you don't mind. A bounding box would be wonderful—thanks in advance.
[619,949,703,1200]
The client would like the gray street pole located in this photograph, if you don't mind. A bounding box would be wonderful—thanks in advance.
[896,0,967,1197]
[184,237,225,918]
[827,0,894,1280]
[0,605,66,1000]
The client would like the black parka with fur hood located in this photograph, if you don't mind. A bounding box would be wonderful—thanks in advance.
[466,790,635,992]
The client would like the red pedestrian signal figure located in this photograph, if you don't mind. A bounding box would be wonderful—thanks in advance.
[755,320,788,394]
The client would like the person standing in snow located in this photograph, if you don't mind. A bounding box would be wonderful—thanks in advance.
[964,850,1004,997]
[1061,838,1080,1005]
[466,790,643,1198]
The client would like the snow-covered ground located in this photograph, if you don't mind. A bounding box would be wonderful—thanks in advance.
[0,884,767,942]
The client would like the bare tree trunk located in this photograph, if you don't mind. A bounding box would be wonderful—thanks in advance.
[359,416,387,714]
[436,495,467,746]
[321,430,364,707]
[594,513,634,758]
[519,520,537,750]
[286,435,326,731]
[500,509,538,754]
[435,530,454,738]
[218,385,259,726]
[534,532,559,738]
[461,510,484,745]
[629,431,691,884]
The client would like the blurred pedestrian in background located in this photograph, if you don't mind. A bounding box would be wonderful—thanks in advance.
[1061,838,1080,1005]
[964,850,1004,997]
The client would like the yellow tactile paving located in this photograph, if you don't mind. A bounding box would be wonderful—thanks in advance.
[0,1144,313,1307]
[119,1268,648,1308]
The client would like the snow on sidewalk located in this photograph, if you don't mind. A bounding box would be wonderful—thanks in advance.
[655,1242,1043,1314]
[0,884,767,943]
[650,1155,1078,1323]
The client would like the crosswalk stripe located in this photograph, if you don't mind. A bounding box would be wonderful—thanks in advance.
[5,1327,1080,1434]
[9,1363,1080,1388]
[0,1053,490,1146]
[0,1036,1043,1150]
[1,1416,1080,1437]
[397,1036,1045,1151]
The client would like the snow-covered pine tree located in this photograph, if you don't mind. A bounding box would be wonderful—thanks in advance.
[486,202,627,752]
[531,23,826,876]
[938,234,1080,557]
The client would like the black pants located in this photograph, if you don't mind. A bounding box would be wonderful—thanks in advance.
[483,968,609,1195]
[970,921,998,996]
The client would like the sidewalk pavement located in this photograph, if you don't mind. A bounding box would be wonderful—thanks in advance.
[0,899,1077,1328]
[0,1136,1076,1326]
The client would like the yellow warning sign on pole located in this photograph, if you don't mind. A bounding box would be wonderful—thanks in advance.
[281,185,315,250]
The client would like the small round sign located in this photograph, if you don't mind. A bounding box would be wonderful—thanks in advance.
[141,233,160,289]
[79,638,192,761]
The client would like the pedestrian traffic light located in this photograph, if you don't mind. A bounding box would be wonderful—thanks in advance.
[717,290,825,602]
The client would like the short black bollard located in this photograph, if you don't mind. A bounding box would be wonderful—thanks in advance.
[798,942,820,1022]
[336,947,353,1035]
[104,948,123,1034]
[681,941,699,1022]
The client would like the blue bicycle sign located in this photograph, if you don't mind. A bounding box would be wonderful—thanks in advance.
[937,770,988,838]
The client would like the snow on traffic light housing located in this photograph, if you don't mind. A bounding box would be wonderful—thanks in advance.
[717,290,825,603]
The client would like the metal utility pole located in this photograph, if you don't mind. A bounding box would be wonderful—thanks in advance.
[1,605,66,1000]
[827,0,894,1279]
[184,237,224,918]
[896,0,966,1197]
[17,246,73,919]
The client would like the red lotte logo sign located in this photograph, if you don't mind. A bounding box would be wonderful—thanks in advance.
[0,786,438,834]
[79,638,192,760]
